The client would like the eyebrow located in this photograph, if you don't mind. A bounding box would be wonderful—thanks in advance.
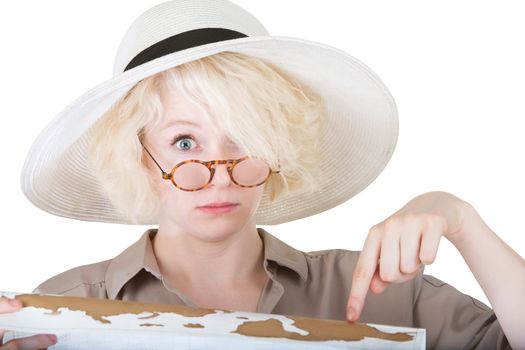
[162,119,201,128]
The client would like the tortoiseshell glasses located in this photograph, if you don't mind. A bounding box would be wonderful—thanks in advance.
[140,141,280,192]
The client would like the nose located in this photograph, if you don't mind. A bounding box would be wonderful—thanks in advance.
[209,162,234,187]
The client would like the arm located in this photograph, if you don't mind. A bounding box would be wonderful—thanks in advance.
[448,202,525,349]
[346,191,525,349]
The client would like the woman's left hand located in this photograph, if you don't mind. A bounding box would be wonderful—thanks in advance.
[346,191,473,322]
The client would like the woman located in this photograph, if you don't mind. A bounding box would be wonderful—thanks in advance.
[1,0,524,349]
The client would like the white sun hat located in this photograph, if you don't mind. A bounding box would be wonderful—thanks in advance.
[20,0,398,225]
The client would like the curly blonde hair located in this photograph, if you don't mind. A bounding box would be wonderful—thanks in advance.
[87,51,325,224]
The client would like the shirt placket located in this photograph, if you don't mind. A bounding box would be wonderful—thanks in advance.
[257,260,285,314]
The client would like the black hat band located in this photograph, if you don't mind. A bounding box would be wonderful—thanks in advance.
[124,27,248,71]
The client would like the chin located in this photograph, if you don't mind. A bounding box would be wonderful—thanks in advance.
[191,219,249,242]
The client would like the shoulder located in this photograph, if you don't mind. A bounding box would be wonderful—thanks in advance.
[33,259,112,298]
[302,248,360,284]
[304,247,360,263]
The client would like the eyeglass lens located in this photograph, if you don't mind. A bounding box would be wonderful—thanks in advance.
[172,158,270,190]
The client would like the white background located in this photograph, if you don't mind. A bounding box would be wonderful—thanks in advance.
[1,0,524,311]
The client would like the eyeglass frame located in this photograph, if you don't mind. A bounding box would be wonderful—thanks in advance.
[139,140,280,192]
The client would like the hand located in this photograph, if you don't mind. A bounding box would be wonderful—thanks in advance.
[346,191,472,322]
[0,296,57,349]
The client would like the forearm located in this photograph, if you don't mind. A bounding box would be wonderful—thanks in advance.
[449,203,525,349]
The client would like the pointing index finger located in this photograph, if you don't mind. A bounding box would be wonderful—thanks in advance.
[347,233,381,321]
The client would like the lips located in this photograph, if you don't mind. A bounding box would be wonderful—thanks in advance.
[197,202,239,214]
[198,202,238,208]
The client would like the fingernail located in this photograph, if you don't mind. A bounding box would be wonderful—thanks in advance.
[47,334,57,343]
[9,299,22,307]
[347,307,356,321]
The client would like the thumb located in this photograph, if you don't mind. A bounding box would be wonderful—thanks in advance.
[370,268,390,294]
[0,297,23,313]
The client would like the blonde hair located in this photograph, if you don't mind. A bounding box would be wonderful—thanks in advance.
[87,51,325,224]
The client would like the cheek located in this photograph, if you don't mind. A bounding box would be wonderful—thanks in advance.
[156,182,266,220]
[148,168,189,207]
[243,186,265,208]
[159,184,189,202]
[157,188,198,220]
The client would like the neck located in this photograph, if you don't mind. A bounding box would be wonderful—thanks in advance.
[152,221,265,288]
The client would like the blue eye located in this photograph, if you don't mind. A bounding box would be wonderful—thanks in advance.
[172,134,196,151]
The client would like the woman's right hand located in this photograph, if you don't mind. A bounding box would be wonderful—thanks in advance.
[0,296,57,349]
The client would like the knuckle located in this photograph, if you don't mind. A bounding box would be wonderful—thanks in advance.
[402,213,418,223]
[383,216,410,234]
[379,269,396,282]
[420,251,436,265]
[347,294,362,308]
[352,265,370,282]
[423,213,446,227]
[383,217,403,232]
[400,262,417,275]
[368,225,381,239]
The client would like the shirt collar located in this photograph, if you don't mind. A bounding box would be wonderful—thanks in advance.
[105,228,160,299]
[105,227,308,300]
[256,227,308,282]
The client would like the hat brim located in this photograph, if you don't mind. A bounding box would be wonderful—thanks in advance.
[20,35,398,225]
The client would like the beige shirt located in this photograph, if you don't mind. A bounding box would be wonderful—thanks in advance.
[33,228,510,349]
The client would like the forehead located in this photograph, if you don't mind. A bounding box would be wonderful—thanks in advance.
[159,86,217,127]
[155,89,236,143]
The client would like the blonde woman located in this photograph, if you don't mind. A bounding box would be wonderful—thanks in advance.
[1,1,524,349]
